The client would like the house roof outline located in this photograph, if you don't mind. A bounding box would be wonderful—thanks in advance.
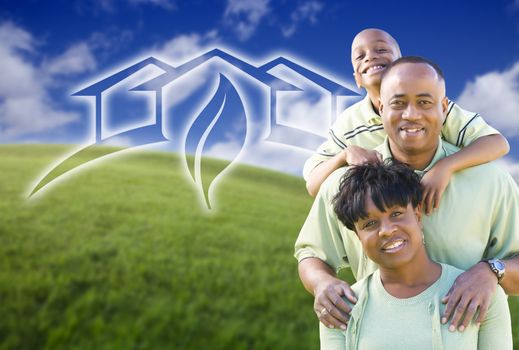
[258,56,358,97]
[131,48,301,92]
[73,56,176,96]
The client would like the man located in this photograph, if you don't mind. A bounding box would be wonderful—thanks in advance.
[295,56,519,333]
[304,29,509,217]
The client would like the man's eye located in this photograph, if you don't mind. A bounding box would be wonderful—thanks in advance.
[418,100,432,105]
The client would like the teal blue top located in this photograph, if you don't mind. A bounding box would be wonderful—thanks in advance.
[295,138,519,279]
[320,264,512,350]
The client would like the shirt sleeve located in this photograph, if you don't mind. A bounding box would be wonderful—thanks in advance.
[302,112,351,181]
[441,101,500,148]
[485,171,519,260]
[477,286,513,350]
[294,171,349,272]
[319,322,346,350]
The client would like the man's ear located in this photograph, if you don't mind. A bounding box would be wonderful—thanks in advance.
[441,96,449,120]
[353,71,362,89]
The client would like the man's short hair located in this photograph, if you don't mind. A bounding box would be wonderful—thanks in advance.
[333,161,423,231]
[380,56,445,83]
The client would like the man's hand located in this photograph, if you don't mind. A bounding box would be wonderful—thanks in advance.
[314,277,357,330]
[344,146,382,166]
[421,161,453,215]
[441,262,498,332]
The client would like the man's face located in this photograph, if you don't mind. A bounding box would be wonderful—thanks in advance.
[379,63,448,158]
[351,29,401,90]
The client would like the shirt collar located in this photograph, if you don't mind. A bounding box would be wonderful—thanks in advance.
[360,95,381,120]
[377,137,447,175]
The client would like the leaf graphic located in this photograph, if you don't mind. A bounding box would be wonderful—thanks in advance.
[184,73,247,210]
[29,125,167,197]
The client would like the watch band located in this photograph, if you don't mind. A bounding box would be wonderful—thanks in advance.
[483,258,505,282]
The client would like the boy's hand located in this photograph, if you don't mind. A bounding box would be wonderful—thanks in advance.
[421,161,453,215]
[344,146,382,166]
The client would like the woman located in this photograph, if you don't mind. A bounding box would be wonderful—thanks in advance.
[319,162,512,349]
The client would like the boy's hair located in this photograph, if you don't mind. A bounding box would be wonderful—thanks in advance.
[333,161,423,231]
[380,55,445,83]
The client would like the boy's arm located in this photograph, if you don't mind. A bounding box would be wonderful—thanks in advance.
[306,147,382,197]
[421,134,509,214]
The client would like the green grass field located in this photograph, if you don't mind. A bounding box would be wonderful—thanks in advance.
[0,144,517,349]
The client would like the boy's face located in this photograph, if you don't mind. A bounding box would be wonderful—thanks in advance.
[351,29,401,90]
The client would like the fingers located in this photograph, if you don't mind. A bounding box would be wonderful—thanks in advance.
[422,188,433,215]
[315,284,356,330]
[474,298,490,326]
[458,299,480,331]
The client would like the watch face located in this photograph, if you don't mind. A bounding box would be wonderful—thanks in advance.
[494,260,505,270]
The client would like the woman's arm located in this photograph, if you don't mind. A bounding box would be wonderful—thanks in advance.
[476,286,513,350]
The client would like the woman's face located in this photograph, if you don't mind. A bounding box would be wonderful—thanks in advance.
[353,197,423,269]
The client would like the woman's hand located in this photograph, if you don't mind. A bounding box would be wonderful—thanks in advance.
[421,160,453,215]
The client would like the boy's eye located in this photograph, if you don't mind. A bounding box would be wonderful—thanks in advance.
[355,54,365,60]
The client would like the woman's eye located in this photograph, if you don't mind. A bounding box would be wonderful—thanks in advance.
[391,211,402,217]
[363,220,376,229]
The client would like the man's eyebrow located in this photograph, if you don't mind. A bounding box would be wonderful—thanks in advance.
[389,93,434,99]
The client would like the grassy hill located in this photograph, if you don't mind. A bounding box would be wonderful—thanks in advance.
[0,144,517,349]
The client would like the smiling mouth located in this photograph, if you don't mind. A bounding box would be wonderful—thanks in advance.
[363,65,385,74]
[399,126,425,136]
[381,239,406,252]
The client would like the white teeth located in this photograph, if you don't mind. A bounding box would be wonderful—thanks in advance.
[383,239,404,250]
[366,65,384,73]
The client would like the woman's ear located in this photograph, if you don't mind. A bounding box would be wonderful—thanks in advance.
[414,203,423,223]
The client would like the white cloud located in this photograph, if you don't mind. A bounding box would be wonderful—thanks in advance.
[277,91,330,136]
[496,157,519,184]
[89,0,176,12]
[44,43,97,76]
[282,1,323,38]
[129,0,175,10]
[151,31,220,107]
[152,30,218,64]
[0,22,82,140]
[205,138,308,176]
[456,61,519,136]
[223,0,270,41]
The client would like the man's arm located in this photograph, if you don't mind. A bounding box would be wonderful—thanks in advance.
[441,255,519,332]
[421,134,509,214]
[298,258,356,330]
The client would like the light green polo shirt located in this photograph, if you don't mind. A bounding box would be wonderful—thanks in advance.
[303,96,500,180]
[295,138,519,279]
[319,264,512,350]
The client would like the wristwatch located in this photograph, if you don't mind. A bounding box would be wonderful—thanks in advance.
[484,259,506,282]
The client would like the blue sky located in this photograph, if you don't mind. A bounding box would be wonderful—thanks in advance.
[2,0,519,178]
